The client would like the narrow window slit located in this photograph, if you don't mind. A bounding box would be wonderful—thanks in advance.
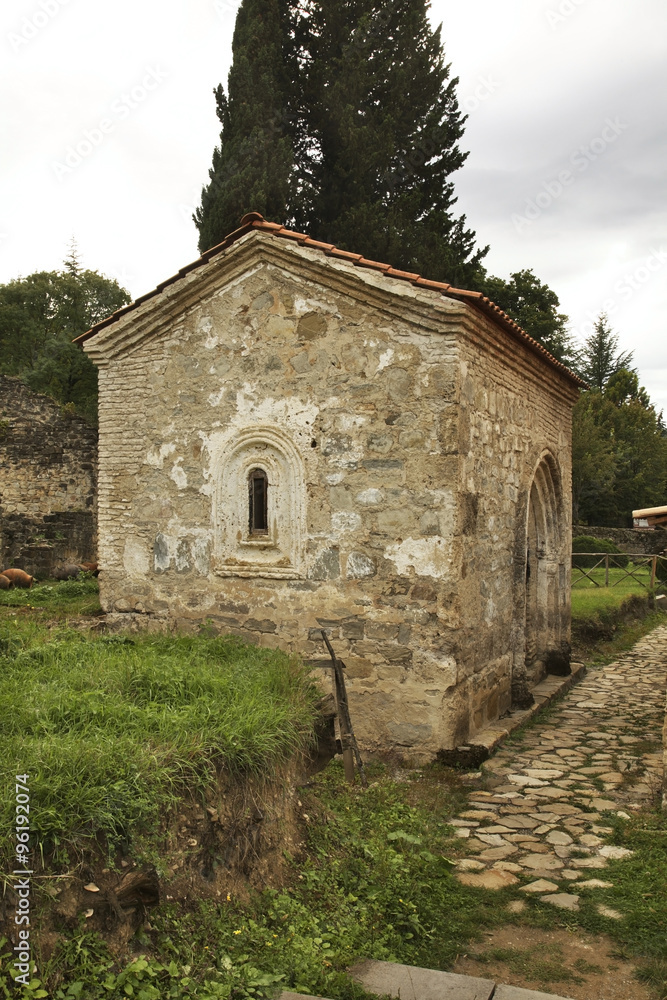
[248,468,268,535]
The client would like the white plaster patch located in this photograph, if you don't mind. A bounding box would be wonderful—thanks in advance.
[384,536,452,579]
[356,488,384,505]
[336,412,369,432]
[208,387,225,407]
[331,511,362,535]
[326,473,344,485]
[145,441,176,468]
[346,551,376,578]
[411,649,457,687]
[197,314,216,348]
[293,294,339,318]
[234,384,319,434]
[170,460,188,490]
[376,348,395,372]
[484,598,496,625]
[192,537,211,575]
[123,536,150,577]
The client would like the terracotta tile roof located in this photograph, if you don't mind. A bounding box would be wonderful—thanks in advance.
[74,212,585,387]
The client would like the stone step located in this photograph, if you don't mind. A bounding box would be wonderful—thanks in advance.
[349,959,495,999]
[281,959,576,1000]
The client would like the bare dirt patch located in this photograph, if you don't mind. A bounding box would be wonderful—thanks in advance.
[452,923,652,1000]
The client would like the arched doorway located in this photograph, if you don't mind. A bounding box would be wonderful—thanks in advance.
[523,452,567,687]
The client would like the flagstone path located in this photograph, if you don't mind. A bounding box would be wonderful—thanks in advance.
[449,624,667,914]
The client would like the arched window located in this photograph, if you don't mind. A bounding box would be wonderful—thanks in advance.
[248,468,268,535]
[214,425,306,579]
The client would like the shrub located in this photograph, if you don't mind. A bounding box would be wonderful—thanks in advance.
[572,535,629,569]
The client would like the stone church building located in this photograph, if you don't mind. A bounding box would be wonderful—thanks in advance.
[76,213,582,755]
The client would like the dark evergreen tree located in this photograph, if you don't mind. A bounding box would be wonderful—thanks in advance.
[476,268,574,365]
[574,312,635,391]
[195,0,487,286]
[194,0,294,254]
[290,0,487,286]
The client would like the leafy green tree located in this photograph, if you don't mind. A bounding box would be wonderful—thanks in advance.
[475,268,573,364]
[194,0,294,255]
[571,393,616,524]
[573,369,667,526]
[574,312,635,391]
[196,0,487,287]
[0,258,130,423]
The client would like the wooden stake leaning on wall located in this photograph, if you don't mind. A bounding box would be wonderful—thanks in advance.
[321,630,368,788]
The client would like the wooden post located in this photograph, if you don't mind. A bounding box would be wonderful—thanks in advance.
[605,554,609,588]
[650,555,657,591]
[321,631,368,787]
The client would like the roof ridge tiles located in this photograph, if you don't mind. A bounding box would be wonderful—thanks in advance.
[384,266,421,281]
[327,247,365,261]
[356,258,393,272]
[415,277,451,291]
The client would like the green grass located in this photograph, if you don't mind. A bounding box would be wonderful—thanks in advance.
[2,580,666,998]
[571,583,648,619]
[0,595,320,873]
[2,763,504,999]
[0,576,102,620]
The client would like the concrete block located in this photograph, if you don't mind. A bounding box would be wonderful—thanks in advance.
[494,985,574,1000]
[349,958,495,1000]
[280,994,333,1000]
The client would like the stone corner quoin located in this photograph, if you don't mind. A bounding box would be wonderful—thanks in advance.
[81,229,579,757]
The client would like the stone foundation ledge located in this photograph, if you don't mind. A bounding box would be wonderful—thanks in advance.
[438,662,587,769]
[103,611,175,634]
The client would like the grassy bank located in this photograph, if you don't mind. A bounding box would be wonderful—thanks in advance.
[0,631,319,871]
[571,582,664,663]
[2,580,665,998]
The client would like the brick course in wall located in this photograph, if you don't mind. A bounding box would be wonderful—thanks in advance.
[82,231,580,758]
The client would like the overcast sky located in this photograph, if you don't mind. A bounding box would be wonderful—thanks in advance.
[1,0,665,412]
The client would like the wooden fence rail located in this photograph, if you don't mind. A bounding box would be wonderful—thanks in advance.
[571,552,667,589]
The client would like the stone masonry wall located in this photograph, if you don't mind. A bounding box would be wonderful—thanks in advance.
[86,234,577,757]
[455,323,574,740]
[0,376,97,574]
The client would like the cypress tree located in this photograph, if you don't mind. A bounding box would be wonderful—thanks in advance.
[195,0,487,286]
[575,313,636,391]
[291,0,486,286]
[194,0,294,254]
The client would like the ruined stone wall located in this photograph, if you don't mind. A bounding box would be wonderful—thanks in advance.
[87,236,577,757]
[0,375,97,574]
[455,320,576,739]
[574,525,667,554]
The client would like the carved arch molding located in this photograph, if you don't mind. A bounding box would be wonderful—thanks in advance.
[213,426,306,579]
[524,450,566,672]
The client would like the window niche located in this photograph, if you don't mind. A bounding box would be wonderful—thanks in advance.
[214,426,305,578]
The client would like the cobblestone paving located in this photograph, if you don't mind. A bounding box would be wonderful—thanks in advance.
[450,625,667,914]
